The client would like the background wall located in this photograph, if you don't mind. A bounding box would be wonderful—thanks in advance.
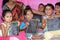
[17,0,60,9]
[0,0,3,23]
[0,0,60,23]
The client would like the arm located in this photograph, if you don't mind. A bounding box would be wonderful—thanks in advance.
[0,24,6,37]
[4,24,10,37]
[32,9,44,15]
[22,22,29,30]
[42,18,47,29]
[55,14,60,18]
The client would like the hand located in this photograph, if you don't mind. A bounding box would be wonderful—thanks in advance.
[6,23,10,29]
[17,21,20,26]
[26,22,29,26]
[36,18,40,22]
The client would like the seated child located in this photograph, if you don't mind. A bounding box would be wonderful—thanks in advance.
[24,9,40,39]
[0,10,19,37]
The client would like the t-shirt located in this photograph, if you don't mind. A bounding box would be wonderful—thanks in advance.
[43,15,60,31]
[47,18,60,31]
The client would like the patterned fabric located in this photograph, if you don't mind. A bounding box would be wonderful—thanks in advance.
[47,18,60,31]
[26,19,38,34]
[2,2,24,22]
[9,21,19,36]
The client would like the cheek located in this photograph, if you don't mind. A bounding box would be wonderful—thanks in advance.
[4,18,8,21]
[10,17,12,20]
[45,10,52,15]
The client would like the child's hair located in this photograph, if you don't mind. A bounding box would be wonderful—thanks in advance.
[2,10,12,21]
[38,3,45,7]
[24,5,33,15]
[38,3,45,12]
[45,3,54,10]
[55,2,60,6]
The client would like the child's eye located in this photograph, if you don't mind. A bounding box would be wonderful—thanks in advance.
[7,16,9,18]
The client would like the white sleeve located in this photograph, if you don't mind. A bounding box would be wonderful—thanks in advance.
[43,16,47,19]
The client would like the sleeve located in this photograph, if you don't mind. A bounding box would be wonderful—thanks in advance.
[43,16,47,19]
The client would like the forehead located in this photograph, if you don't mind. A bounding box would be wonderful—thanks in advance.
[5,12,12,16]
[46,6,52,9]
[27,10,32,13]
[55,5,60,7]
[39,5,44,7]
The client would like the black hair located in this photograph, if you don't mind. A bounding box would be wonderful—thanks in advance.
[38,3,45,12]
[2,10,12,21]
[38,3,45,7]
[2,0,9,7]
[45,3,54,10]
[25,5,32,10]
[55,2,60,6]
[24,5,33,15]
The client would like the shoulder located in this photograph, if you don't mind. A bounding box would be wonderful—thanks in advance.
[0,23,5,29]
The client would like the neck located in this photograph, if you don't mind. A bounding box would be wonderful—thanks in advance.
[4,21,10,25]
[8,1,15,5]
[47,15,52,18]
[56,12,60,14]
[39,11,44,15]
[40,11,43,13]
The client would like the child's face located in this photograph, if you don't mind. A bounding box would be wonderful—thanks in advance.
[38,5,44,12]
[26,10,33,20]
[45,6,53,16]
[55,5,60,13]
[3,12,12,23]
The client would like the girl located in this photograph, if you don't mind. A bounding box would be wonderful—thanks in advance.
[2,0,24,22]
[55,2,60,18]
[42,4,60,40]
[0,10,12,37]
[0,10,20,37]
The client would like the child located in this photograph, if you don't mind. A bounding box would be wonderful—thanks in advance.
[55,2,60,18]
[55,2,60,15]
[24,8,40,40]
[0,10,19,37]
[42,4,60,40]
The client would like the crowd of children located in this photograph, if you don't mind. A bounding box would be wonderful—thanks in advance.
[0,0,60,40]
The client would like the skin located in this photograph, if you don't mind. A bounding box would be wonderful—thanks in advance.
[25,10,33,20]
[55,5,60,18]
[38,5,44,15]
[55,5,60,14]
[22,10,33,30]
[6,0,17,10]
[42,6,54,29]
[0,12,12,37]
[31,4,44,16]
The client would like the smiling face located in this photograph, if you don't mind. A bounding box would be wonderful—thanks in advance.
[3,12,12,23]
[25,10,33,20]
[45,6,54,16]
